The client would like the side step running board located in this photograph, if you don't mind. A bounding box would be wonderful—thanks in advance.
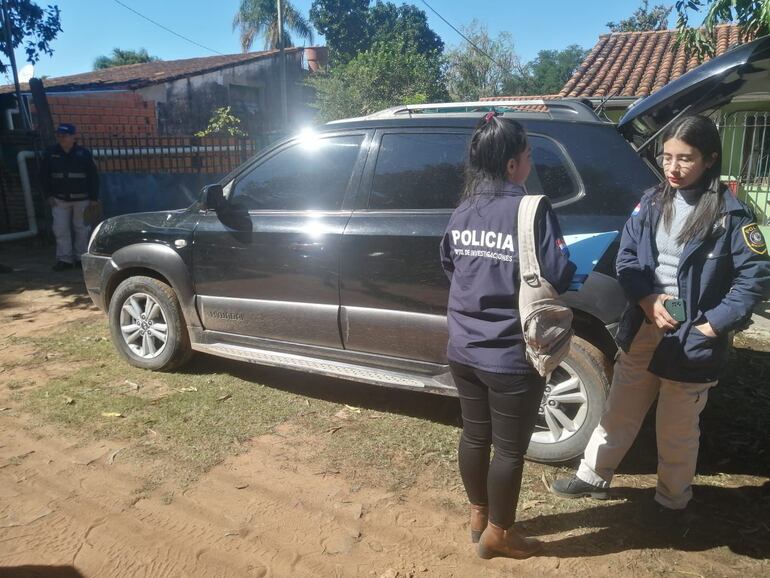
[192,342,456,395]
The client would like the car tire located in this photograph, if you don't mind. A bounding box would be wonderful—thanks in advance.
[108,276,193,371]
[525,336,611,463]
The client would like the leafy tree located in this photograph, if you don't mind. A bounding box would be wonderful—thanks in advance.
[510,45,588,96]
[93,48,160,70]
[675,0,770,58]
[309,0,371,64]
[309,0,442,65]
[195,106,247,137]
[233,0,313,52]
[444,21,519,101]
[607,0,672,32]
[0,0,61,75]
[367,2,443,57]
[308,36,447,122]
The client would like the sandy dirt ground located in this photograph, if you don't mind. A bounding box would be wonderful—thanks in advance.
[0,244,768,578]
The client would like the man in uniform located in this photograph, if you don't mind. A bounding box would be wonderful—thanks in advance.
[40,123,99,271]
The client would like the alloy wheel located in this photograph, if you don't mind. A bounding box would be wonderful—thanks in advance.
[119,292,168,359]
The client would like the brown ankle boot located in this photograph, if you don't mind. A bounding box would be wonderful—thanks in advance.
[469,504,488,543]
[477,522,543,559]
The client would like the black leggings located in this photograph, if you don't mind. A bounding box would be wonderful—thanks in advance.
[450,361,545,529]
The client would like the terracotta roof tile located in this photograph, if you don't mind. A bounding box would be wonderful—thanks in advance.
[0,48,307,95]
[557,24,747,99]
[477,94,561,113]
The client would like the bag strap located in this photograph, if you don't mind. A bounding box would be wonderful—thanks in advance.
[517,195,547,286]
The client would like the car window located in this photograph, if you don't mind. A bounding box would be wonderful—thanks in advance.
[368,132,470,210]
[231,134,364,211]
[367,132,579,210]
[525,136,580,203]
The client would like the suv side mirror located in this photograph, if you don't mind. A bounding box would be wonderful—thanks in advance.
[203,184,224,211]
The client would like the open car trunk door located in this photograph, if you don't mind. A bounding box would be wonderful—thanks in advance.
[617,35,770,153]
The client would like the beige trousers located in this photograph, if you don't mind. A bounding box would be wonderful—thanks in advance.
[52,199,91,264]
[577,322,716,509]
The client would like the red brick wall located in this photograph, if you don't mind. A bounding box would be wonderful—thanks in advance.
[32,92,158,137]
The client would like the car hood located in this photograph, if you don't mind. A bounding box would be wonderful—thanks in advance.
[617,34,770,149]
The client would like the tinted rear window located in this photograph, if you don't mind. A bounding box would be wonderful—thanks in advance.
[367,132,581,210]
[369,132,469,210]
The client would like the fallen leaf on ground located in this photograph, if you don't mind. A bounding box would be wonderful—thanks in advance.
[107,448,125,465]
[216,393,232,402]
[101,412,124,418]
[178,386,197,393]
[63,397,74,405]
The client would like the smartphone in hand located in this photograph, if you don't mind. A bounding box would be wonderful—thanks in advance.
[663,298,687,323]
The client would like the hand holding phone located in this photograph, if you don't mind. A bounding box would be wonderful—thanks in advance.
[639,294,683,330]
[663,298,687,323]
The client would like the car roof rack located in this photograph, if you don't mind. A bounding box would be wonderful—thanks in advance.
[361,99,601,123]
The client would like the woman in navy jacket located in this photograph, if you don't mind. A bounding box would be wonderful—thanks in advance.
[440,114,575,559]
[551,115,770,520]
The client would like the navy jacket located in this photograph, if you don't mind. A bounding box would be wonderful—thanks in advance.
[440,183,576,374]
[40,143,99,202]
[615,185,770,383]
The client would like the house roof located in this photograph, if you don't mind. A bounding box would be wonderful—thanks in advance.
[477,94,561,112]
[559,24,746,99]
[0,47,306,95]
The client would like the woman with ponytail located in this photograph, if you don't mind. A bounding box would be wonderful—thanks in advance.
[440,113,575,558]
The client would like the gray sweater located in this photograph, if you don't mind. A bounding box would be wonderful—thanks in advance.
[654,189,701,297]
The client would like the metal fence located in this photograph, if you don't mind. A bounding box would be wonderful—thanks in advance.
[716,111,770,224]
[77,134,281,175]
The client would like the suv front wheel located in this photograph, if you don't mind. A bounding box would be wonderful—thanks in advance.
[526,336,611,463]
[108,276,193,371]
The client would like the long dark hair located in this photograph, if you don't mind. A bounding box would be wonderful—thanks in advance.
[463,115,528,201]
[658,115,724,245]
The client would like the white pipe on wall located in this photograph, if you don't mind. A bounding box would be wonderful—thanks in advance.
[4,107,18,131]
[0,151,39,242]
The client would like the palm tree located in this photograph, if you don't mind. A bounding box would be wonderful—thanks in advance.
[233,0,314,52]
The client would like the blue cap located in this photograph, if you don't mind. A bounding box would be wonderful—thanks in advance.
[55,123,76,135]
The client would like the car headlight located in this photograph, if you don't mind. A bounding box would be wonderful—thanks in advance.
[87,220,105,253]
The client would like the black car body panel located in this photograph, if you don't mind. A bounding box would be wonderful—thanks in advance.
[84,108,660,381]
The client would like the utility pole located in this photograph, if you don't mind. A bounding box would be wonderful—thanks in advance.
[0,0,30,130]
[277,0,288,131]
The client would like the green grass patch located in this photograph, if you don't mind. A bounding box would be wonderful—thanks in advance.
[303,410,460,491]
[21,319,338,479]
[17,318,463,492]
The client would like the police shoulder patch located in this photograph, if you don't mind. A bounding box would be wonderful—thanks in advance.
[742,223,767,255]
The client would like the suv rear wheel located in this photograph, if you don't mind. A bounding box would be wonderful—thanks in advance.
[526,336,611,463]
[108,276,193,371]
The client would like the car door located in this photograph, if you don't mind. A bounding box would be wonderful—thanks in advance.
[339,127,589,363]
[339,129,470,362]
[192,131,368,348]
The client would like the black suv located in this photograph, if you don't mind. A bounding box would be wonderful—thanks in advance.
[82,35,770,463]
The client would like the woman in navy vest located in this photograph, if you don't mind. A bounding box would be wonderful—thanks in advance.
[551,115,770,524]
[440,113,575,559]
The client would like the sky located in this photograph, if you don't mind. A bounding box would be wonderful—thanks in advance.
[5,0,673,82]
